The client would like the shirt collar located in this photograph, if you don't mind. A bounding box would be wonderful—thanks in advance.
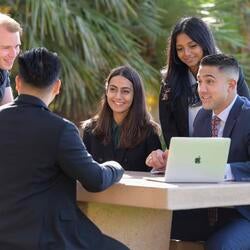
[188,70,197,86]
[15,94,49,111]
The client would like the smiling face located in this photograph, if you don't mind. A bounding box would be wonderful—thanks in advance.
[197,65,236,115]
[0,25,21,70]
[176,33,204,75]
[106,75,134,124]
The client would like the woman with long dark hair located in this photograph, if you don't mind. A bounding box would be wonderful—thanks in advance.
[82,65,161,171]
[160,16,249,147]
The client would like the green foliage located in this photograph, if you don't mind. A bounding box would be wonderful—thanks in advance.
[2,0,163,122]
[199,0,250,83]
[155,0,250,85]
[1,0,250,122]
[154,0,211,70]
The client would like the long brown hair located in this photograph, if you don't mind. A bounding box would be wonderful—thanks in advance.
[83,65,160,149]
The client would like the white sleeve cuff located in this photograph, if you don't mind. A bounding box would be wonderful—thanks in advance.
[224,163,234,181]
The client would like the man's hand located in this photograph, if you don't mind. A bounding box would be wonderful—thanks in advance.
[146,149,168,169]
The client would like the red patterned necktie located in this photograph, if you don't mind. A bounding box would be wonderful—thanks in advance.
[209,115,221,226]
[211,116,221,137]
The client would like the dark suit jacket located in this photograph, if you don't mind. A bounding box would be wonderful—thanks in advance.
[0,94,124,250]
[159,68,250,148]
[0,69,10,102]
[82,122,162,172]
[193,96,250,220]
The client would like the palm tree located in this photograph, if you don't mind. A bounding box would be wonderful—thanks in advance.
[2,0,164,122]
[198,0,250,83]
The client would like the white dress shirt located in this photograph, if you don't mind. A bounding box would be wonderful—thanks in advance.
[212,95,238,181]
[188,71,202,136]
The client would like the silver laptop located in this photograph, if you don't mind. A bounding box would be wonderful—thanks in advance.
[164,137,231,183]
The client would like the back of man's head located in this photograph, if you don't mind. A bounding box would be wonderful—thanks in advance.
[18,47,61,89]
[0,12,22,34]
[200,54,239,82]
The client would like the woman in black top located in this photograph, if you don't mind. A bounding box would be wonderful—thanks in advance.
[82,65,161,171]
[159,16,250,147]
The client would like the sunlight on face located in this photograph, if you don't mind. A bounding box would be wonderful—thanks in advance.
[197,65,235,114]
[106,75,134,124]
[176,33,203,74]
[0,26,21,70]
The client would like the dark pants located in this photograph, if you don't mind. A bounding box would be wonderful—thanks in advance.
[171,208,250,250]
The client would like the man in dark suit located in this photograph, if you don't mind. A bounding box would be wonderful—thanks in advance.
[146,54,250,249]
[190,54,250,249]
[0,47,129,250]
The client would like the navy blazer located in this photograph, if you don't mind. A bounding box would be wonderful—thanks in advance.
[82,122,162,172]
[193,96,250,220]
[0,69,10,102]
[159,68,250,148]
[0,95,124,250]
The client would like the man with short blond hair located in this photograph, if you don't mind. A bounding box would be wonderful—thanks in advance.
[0,12,22,105]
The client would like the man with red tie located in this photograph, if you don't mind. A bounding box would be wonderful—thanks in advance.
[146,54,250,249]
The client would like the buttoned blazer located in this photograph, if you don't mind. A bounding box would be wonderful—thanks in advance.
[0,94,124,250]
[193,96,250,220]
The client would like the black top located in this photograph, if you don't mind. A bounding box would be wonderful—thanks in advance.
[82,121,162,172]
[159,67,250,148]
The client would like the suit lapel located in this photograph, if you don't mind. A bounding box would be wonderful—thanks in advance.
[205,114,212,137]
[201,112,212,137]
[193,110,212,137]
[223,96,243,137]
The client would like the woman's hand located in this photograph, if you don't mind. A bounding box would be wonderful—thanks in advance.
[146,149,168,169]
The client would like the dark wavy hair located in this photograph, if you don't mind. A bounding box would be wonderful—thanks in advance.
[83,65,160,149]
[162,16,219,105]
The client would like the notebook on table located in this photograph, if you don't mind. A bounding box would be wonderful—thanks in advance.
[149,137,231,183]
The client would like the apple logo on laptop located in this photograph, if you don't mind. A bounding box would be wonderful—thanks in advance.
[194,156,201,164]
